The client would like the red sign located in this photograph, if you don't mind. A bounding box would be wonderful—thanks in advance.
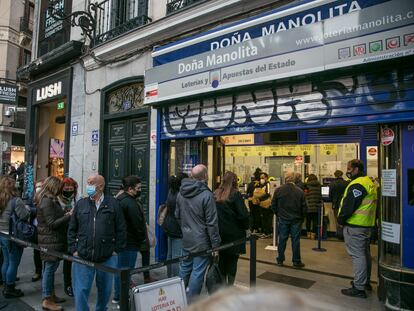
[368,147,377,156]
[381,128,395,146]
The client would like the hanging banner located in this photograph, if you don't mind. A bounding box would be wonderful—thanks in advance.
[145,0,414,104]
[0,84,18,104]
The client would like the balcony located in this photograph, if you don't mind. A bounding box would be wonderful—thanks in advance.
[94,0,151,46]
[166,0,205,15]
[19,17,33,36]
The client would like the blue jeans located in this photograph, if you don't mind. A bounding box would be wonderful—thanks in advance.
[0,236,24,285]
[113,250,138,300]
[277,218,302,264]
[72,255,117,311]
[179,250,210,303]
[167,237,182,278]
[42,261,60,299]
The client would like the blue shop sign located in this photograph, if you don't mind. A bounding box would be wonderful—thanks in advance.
[153,0,389,65]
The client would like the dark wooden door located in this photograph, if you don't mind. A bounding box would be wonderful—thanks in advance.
[104,115,149,218]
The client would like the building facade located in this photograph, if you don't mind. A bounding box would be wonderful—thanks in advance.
[23,0,414,310]
[0,0,34,175]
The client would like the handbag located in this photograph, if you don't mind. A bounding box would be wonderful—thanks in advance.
[205,257,224,295]
[157,204,168,226]
[146,223,157,248]
[9,198,36,245]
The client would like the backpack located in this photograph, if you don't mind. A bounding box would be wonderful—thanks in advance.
[9,198,36,245]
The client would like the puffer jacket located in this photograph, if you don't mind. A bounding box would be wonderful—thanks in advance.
[67,195,127,263]
[175,178,221,253]
[305,180,322,213]
[37,195,71,262]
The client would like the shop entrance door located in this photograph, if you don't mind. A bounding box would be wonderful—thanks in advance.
[103,115,149,217]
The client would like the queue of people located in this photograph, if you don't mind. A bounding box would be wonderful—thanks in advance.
[0,157,377,310]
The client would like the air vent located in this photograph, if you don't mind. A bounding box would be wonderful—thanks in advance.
[263,131,298,144]
[318,127,348,136]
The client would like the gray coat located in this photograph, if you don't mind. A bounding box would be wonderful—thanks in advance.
[175,178,221,253]
[0,197,30,233]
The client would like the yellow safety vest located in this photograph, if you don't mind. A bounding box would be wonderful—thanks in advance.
[339,176,377,227]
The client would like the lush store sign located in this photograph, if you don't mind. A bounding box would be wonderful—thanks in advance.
[0,84,17,104]
[145,0,414,104]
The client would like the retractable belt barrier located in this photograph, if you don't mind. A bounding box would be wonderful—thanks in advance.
[0,232,258,311]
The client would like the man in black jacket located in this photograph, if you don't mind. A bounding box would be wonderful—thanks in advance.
[68,174,126,311]
[271,172,307,268]
[175,164,221,302]
[112,175,147,304]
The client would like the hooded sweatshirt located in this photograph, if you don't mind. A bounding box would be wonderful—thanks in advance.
[175,178,221,253]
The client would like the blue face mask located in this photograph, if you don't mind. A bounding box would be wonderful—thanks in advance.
[86,185,97,197]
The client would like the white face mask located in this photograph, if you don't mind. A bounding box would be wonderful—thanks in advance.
[35,187,42,193]
[260,179,265,184]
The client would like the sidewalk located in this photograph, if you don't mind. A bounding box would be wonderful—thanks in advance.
[9,246,384,311]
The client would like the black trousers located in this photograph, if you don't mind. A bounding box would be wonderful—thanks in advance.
[218,253,239,286]
[261,208,273,235]
[306,212,318,233]
[250,204,262,232]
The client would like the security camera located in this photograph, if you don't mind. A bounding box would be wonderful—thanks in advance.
[4,107,14,117]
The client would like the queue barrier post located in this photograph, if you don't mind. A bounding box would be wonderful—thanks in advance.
[312,203,327,252]
[249,234,257,288]
[119,268,131,311]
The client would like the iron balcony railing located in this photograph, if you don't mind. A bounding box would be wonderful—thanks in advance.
[19,17,33,36]
[166,0,205,15]
[94,0,151,45]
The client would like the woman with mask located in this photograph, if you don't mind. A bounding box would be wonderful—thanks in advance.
[0,176,31,298]
[36,176,72,311]
[113,175,148,305]
[252,173,272,237]
[57,177,78,297]
[214,172,249,285]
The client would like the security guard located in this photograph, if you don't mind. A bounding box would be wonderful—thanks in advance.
[338,159,377,298]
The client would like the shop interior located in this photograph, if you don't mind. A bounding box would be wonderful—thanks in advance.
[167,130,379,279]
[36,99,66,180]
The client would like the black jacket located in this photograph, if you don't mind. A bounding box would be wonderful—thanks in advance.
[67,195,127,263]
[216,191,249,255]
[271,183,307,222]
[37,196,71,262]
[162,190,182,239]
[175,178,221,253]
[305,180,322,213]
[117,192,146,250]
[329,178,349,210]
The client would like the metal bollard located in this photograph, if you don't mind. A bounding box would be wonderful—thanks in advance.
[249,234,257,288]
[119,268,130,311]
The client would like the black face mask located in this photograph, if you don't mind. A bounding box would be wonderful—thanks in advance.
[135,191,142,198]
[62,190,74,198]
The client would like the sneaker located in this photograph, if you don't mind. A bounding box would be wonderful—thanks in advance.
[64,285,74,297]
[276,261,284,266]
[293,262,305,268]
[350,281,373,291]
[112,298,120,304]
[31,273,41,282]
[341,287,367,298]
